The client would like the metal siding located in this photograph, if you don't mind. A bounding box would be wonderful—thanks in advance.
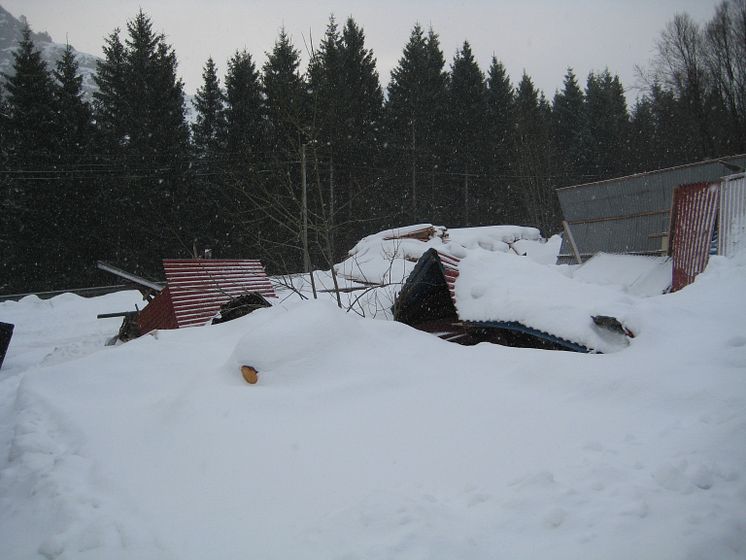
[137,287,178,334]
[670,183,720,292]
[163,259,276,328]
[557,155,746,263]
[719,173,746,257]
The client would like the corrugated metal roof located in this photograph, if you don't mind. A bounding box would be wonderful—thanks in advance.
[557,155,746,264]
[395,250,613,353]
[719,173,746,258]
[163,259,276,328]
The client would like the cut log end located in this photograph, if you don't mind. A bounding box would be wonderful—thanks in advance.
[241,365,259,384]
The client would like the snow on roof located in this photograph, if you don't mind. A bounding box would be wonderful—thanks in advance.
[445,225,541,252]
[336,224,555,286]
[453,249,635,353]
[570,253,672,297]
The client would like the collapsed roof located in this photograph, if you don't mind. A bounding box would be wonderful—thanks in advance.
[394,248,661,353]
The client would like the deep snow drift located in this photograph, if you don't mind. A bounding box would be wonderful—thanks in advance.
[0,237,745,559]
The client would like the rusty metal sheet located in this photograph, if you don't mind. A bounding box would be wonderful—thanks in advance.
[670,182,720,292]
[718,173,746,258]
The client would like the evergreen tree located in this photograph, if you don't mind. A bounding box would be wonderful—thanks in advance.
[551,68,587,185]
[93,28,128,154]
[262,29,307,270]
[584,70,630,180]
[92,11,190,274]
[306,16,343,254]
[220,49,264,257]
[648,82,690,168]
[308,16,384,255]
[2,25,56,164]
[307,16,342,150]
[51,43,96,287]
[446,41,488,225]
[1,24,57,290]
[0,80,7,160]
[263,28,306,158]
[513,72,558,233]
[336,18,384,226]
[53,43,93,159]
[628,96,656,173]
[192,57,226,159]
[423,27,450,186]
[485,56,515,223]
[224,49,263,169]
[0,80,15,292]
[385,24,448,221]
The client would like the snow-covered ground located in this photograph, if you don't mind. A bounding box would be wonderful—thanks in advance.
[1,227,745,559]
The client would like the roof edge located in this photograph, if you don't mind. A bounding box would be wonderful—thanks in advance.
[556,154,746,193]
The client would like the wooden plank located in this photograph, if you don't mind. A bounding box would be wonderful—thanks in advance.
[566,209,670,225]
[562,220,583,264]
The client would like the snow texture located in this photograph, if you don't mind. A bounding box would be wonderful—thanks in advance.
[1,236,746,560]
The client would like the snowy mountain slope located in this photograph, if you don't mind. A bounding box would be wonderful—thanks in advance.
[0,249,744,559]
[0,5,99,98]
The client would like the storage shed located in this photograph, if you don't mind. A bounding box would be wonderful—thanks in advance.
[556,155,746,264]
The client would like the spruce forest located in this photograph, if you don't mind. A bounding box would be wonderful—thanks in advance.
[1,3,745,293]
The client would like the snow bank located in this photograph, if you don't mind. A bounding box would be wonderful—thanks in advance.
[571,253,672,296]
[1,252,745,559]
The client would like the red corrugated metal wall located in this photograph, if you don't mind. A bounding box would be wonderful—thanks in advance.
[137,287,178,334]
[670,182,720,292]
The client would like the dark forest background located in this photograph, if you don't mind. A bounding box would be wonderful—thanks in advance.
[1,1,745,293]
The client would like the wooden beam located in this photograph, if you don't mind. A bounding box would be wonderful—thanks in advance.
[562,221,583,264]
[566,209,670,226]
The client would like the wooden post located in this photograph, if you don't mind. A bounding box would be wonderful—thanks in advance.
[562,220,583,264]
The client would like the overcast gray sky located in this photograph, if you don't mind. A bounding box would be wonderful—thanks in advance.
[3,0,722,101]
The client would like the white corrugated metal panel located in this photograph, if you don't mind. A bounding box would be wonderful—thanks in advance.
[719,173,746,258]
